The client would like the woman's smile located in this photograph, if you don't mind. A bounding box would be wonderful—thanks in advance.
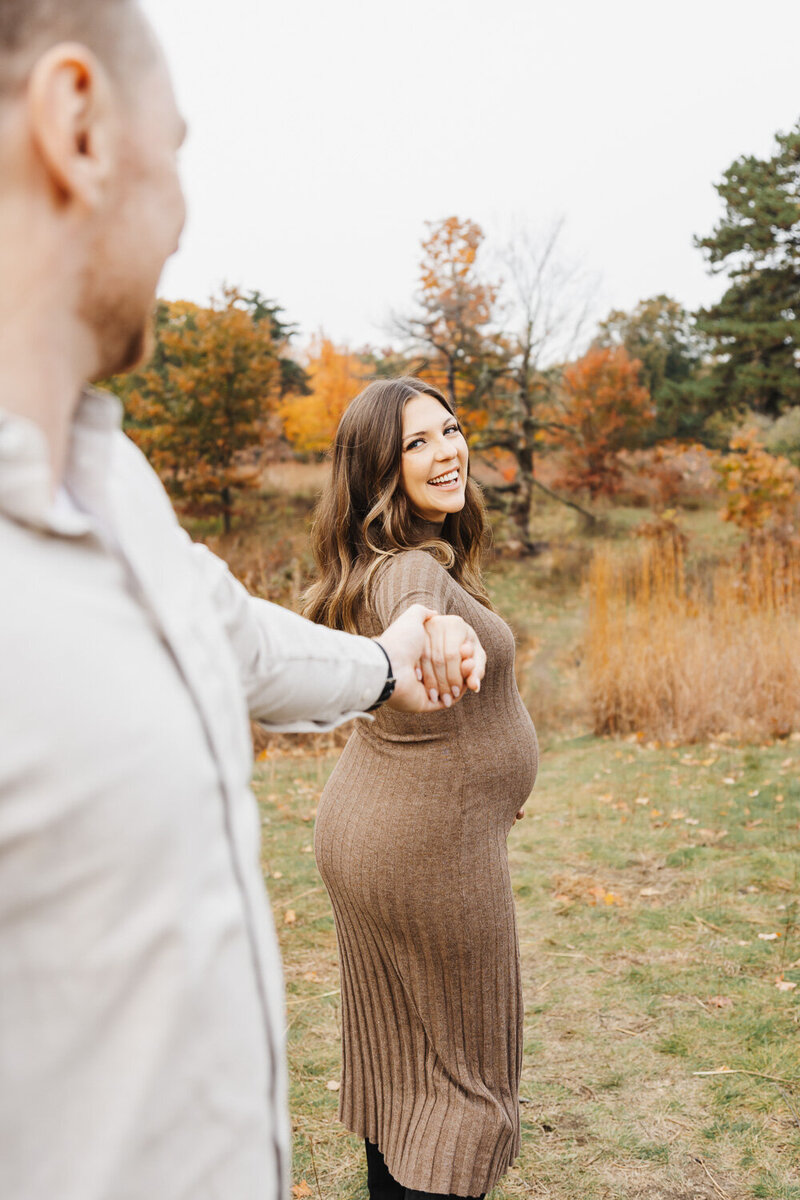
[427,467,461,490]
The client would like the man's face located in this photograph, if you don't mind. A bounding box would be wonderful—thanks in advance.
[81,27,187,379]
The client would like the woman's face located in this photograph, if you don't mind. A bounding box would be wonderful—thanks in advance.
[399,394,469,523]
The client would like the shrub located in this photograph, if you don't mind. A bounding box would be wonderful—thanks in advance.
[587,536,800,742]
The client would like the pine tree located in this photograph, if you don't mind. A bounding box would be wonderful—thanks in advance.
[695,121,800,417]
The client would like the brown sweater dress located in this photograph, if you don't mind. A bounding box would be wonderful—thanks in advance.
[314,549,538,1197]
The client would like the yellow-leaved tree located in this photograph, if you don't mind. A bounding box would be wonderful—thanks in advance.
[280,336,370,454]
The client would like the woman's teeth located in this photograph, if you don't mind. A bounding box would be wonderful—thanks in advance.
[428,470,459,487]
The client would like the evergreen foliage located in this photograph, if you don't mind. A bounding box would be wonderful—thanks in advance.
[695,121,800,417]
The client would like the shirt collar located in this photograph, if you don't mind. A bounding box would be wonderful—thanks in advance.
[0,387,123,537]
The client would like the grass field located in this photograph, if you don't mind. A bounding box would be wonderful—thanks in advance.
[256,737,800,1200]
[226,479,800,1197]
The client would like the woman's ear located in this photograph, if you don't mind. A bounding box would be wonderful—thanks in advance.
[27,42,117,208]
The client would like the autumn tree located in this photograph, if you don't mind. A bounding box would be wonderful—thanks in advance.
[715,429,800,537]
[546,346,654,498]
[113,288,299,532]
[394,216,507,410]
[695,120,800,416]
[280,336,370,454]
[595,294,711,441]
[478,221,599,542]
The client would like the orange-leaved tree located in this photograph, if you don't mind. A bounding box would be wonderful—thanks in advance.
[715,429,800,537]
[116,288,297,532]
[547,346,654,498]
[394,217,507,411]
[280,336,370,454]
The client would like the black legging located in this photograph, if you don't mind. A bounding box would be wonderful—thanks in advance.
[365,1141,485,1200]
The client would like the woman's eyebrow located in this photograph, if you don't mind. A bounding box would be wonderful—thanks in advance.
[403,417,453,442]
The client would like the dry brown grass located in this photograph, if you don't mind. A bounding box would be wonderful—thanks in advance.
[587,536,800,743]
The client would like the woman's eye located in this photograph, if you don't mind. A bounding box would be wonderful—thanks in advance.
[445,424,460,435]
[406,438,424,450]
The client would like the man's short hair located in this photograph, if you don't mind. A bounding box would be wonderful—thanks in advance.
[0,0,147,99]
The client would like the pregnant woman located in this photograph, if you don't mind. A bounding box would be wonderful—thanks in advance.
[305,377,538,1200]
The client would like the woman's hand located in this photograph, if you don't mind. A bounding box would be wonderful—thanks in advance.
[374,605,486,713]
[419,613,486,706]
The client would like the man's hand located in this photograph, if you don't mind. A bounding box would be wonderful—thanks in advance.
[374,604,486,713]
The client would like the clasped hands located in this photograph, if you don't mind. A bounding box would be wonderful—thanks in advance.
[374,604,486,714]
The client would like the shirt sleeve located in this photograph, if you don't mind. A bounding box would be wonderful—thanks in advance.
[189,540,389,731]
[371,549,456,627]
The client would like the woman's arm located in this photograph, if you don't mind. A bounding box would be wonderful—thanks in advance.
[372,550,484,704]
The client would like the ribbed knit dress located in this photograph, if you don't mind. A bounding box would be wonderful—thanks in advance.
[314,548,538,1197]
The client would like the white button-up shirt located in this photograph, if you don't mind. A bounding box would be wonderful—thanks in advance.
[0,390,387,1200]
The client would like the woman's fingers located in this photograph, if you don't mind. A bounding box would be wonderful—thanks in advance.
[422,616,459,704]
[415,617,488,705]
[418,648,439,703]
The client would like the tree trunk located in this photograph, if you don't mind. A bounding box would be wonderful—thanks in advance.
[507,439,535,548]
[222,486,232,535]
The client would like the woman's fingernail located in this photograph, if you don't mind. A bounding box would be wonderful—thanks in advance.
[429,689,439,703]
[443,693,452,708]
[416,667,423,681]
[452,686,460,699]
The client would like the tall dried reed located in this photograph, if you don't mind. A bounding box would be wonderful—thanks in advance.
[587,536,800,742]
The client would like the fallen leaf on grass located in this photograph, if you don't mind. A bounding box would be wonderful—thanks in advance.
[284,910,297,926]
[639,887,664,897]
[552,875,625,907]
[272,870,283,880]
[685,817,700,825]
[722,777,736,785]
[775,977,797,992]
[302,971,319,982]
[758,932,780,940]
[748,789,760,798]
[326,1080,340,1091]
[744,819,764,830]
[301,845,313,853]
[670,809,687,820]
[708,995,734,1008]
[292,1182,313,1198]
[635,796,650,805]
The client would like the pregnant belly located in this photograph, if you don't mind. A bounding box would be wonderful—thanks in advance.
[469,706,538,823]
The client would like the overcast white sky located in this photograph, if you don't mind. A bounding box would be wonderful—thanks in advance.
[141,0,800,351]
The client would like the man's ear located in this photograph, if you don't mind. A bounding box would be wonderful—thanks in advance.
[27,42,117,208]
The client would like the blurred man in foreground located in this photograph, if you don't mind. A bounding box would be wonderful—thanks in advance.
[0,3,485,1197]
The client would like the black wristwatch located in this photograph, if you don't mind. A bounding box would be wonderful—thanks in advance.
[367,643,396,710]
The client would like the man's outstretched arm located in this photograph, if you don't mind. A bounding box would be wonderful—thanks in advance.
[189,542,484,731]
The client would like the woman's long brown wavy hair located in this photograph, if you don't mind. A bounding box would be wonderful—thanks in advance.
[303,376,492,633]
